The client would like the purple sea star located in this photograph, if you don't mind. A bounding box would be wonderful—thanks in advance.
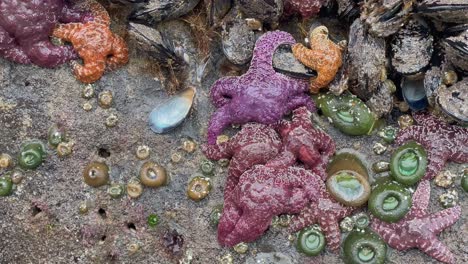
[395,112,468,180]
[207,31,314,144]
[267,106,335,180]
[218,165,324,247]
[0,0,92,68]
[289,192,355,251]
[201,123,282,198]
[371,180,461,263]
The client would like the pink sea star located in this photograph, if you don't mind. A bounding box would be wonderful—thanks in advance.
[284,0,326,18]
[267,106,335,180]
[289,192,355,251]
[207,31,314,144]
[201,123,282,198]
[218,165,324,247]
[371,180,461,263]
[395,112,468,180]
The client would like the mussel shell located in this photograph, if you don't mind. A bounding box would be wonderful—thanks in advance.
[347,19,388,99]
[423,66,442,106]
[336,0,360,22]
[401,78,429,111]
[149,87,196,133]
[443,29,468,73]
[222,19,255,65]
[272,44,317,79]
[367,79,396,118]
[362,0,413,37]
[205,0,232,26]
[436,79,468,124]
[130,0,201,25]
[238,0,283,26]
[391,18,433,77]
[416,0,468,24]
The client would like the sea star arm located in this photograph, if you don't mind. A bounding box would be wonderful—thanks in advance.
[249,31,295,74]
[0,27,32,64]
[289,206,317,232]
[201,142,232,160]
[82,0,111,26]
[265,149,296,168]
[210,76,238,108]
[427,206,461,235]
[52,23,82,42]
[73,58,106,84]
[207,105,234,144]
[292,43,319,69]
[319,215,342,251]
[394,126,427,146]
[424,151,449,180]
[60,4,92,23]
[406,180,430,218]
[287,96,315,113]
[417,235,455,264]
[25,40,78,68]
[107,35,129,70]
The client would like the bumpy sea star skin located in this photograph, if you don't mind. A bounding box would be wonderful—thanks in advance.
[0,0,92,68]
[53,0,129,83]
[267,106,335,180]
[371,180,461,263]
[201,123,282,197]
[292,26,345,93]
[218,165,324,247]
[289,192,355,251]
[284,0,326,18]
[395,112,468,180]
[207,31,314,144]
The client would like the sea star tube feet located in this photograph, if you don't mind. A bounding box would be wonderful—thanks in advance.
[218,165,324,247]
[395,112,468,180]
[207,31,314,144]
[371,180,461,263]
[53,0,129,83]
[0,0,92,67]
[267,106,335,180]
[289,192,355,251]
[292,26,345,93]
[201,123,282,197]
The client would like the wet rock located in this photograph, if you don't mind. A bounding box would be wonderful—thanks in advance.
[437,79,468,124]
[238,0,283,27]
[245,252,294,264]
[272,45,316,79]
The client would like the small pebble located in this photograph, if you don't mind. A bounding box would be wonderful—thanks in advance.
[82,102,93,111]
[10,170,24,184]
[340,216,355,232]
[200,159,215,176]
[171,152,183,163]
[105,114,118,127]
[182,140,197,153]
[233,242,248,254]
[442,70,458,86]
[245,18,262,31]
[353,142,361,150]
[107,183,125,198]
[98,91,113,109]
[398,101,410,112]
[127,180,143,199]
[378,126,398,143]
[136,145,150,160]
[220,253,233,264]
[216,135,229,144]
[439,190,458,208]
[373,142,387,155]
[57,142,74,157]
[128,243,140,255]
[288,234,296,242]
[82,84,95,99]
[79,202,89,214]
[434,170,455,188]
[218,159,230,167]
[0,153,13,169]
[372,161,390,173]
[398,114,414,130]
